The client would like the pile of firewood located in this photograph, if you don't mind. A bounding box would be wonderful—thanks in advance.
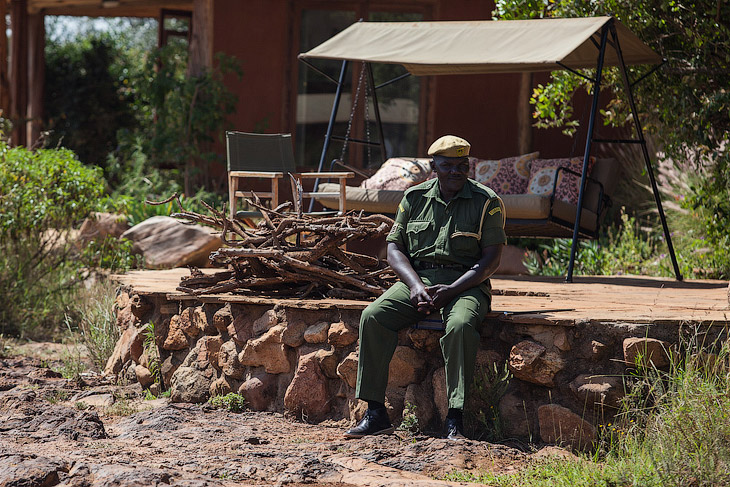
[150,192,396,299]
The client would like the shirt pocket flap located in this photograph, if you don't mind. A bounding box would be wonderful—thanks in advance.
[406,221,431,234]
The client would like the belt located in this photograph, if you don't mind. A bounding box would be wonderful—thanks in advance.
[413,260,466,270]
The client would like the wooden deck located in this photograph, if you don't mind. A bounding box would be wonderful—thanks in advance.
[113,269,730,326]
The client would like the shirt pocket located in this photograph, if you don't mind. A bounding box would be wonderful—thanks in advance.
[406,221,432,250]
[450,222,480,255]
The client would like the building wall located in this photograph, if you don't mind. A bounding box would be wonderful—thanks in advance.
[210,0,576,166]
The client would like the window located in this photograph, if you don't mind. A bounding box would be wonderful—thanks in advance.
[295,7,424,170]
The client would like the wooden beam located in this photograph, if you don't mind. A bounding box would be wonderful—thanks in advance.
[0,0,9,119]
[517,72,533,154]
[10,0,27,146]
[26,10,43,146]
[187,0,211,76]
[28,0,192,16]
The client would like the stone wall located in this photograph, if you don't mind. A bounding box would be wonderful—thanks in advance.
[106,287,697,449]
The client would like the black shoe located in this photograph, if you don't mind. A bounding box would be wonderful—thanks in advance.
[344,408,394,439]
[445,416,466,440]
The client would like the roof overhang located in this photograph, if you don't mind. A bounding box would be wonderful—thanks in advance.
[21,0,192,17]
[299,17,661,75]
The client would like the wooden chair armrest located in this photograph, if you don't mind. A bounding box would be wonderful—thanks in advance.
[290,172,354,179]
[229,171,286,178]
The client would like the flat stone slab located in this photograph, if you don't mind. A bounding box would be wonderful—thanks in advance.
[112,269,730,326]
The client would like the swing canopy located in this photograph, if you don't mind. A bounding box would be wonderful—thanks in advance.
[298,16,661,74]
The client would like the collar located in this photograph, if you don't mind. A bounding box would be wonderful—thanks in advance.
[424,178,473,203]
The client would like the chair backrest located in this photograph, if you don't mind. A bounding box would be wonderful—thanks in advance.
[226,131,296,172]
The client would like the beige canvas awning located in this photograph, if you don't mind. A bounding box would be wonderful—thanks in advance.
[298,17,661,75]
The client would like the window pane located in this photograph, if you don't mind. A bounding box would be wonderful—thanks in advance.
[296,10,355,168]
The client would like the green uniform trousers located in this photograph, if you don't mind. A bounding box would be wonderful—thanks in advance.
[356,269,490,410]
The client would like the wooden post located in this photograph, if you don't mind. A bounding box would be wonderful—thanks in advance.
[10,0,27,146]
[26,11,44,146]
[517,72,533,154]
[0,0,10,120]
[188,0,212,77]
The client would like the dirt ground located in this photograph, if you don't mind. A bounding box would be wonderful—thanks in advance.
[0,343,567,487]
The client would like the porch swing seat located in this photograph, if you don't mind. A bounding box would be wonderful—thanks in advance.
[315,156,619,238]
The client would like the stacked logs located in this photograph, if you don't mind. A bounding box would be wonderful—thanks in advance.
[151,193,396,299]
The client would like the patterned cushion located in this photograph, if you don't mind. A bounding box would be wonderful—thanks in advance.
[360,158,432,191]
[526,157,596,204]
[473,152,539,194]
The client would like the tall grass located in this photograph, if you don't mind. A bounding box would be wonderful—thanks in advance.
[64,278,120,372]
[444,330,730,486]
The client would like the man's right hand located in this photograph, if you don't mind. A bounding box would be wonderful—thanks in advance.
[410,284,434,314]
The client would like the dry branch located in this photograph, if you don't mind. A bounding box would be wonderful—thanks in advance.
[168,185,396,299]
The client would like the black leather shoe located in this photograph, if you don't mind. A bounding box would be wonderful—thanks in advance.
[445,416,466,440]
[344,408,394,439]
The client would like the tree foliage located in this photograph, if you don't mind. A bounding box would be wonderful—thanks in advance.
[115,44,242,195]
[0,143,105,336]
[494,0,730,276]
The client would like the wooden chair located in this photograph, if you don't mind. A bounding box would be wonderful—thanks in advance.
[226,131,353,219]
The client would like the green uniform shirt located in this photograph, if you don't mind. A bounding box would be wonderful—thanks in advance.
[386,178,507,269]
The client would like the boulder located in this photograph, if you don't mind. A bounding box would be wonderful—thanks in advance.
[130,294,154,321]
[405,382,437,431]
[160,350,186,387]
[407,328,441,352]
[218,340,244,379]
[569,374,624,409]
[121,215,222,269]
[135,365,154,389]
[498,393,531,437]
[239,325,291,374]
[508,340,565,387]
[239,373,278,411]
[210,375,237,397]
[281,320,308,348]
[512,324,571,351]
[328,321,358,347]
[316,348,339,379]
[104,325,137,375]
[228,313,254,346]
[162,315,189,351]
[475,349,503,372]
[336,352,359,389]
[0,454,68,487]
[197,336,224,370]
[623,337,671,368]
[170,366,215,403]
[432,367,448,423]
[178,306,202,338]
[384,386,406,423]
[538,404,596,451]
[253,309,278,337]
[388,346,425,388]
[284,351,330,421]
[77,211,129,245]
[304,321,330,344]
[577,340,608,361]
[213,305,233,334]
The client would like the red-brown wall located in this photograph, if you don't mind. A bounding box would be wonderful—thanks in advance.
[210,0,578,164]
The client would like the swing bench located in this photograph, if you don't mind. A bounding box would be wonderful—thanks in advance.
[299,16,683,282]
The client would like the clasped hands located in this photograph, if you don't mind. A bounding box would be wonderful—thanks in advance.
[410,284,456,314]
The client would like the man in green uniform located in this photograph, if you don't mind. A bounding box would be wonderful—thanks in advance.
[344,135,506,440]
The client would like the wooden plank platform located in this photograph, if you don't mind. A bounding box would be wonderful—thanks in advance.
[112,269,730,326]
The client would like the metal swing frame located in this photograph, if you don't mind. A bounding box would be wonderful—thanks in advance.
[298,17,682,282]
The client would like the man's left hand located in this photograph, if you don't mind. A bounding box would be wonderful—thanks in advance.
[425,284,457,310]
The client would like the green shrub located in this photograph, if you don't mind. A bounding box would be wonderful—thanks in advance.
[209,393,246,413]
[0,142,105,337]
[79,236,141,271]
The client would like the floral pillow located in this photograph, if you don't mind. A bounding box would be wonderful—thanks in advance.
[360,158,432,191]
[526,157,596,204]
[473,152,539,194]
